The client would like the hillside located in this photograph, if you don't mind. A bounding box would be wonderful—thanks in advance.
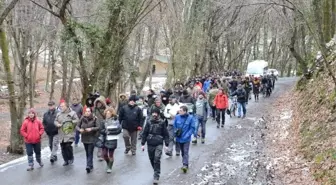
[294,64,336,184]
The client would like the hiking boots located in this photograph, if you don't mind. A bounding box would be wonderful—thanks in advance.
[181,166,188,173]
[106,160,113,173]
[124,149,130,154]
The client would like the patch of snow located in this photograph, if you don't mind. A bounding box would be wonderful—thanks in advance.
[0,145,83,172]
[280,110,292,120]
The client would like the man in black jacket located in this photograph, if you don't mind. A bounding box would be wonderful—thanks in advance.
[119,95,143,155]
[141,108,169,185]
[231,84,247,119]
[42,101,59,163]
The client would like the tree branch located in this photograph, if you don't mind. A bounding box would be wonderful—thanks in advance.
[30,0,60,18]
[0,0,20,25]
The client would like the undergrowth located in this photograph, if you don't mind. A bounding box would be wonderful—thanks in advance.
[295,67,336,185]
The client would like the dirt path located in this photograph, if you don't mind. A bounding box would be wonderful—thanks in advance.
[159,78,311,185]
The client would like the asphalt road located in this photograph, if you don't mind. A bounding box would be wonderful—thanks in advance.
[0,78,297,185]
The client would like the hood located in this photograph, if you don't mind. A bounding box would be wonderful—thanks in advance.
[94,96,107,108]
[26,108,37,120]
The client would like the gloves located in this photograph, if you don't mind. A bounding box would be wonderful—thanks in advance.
[137,126,142,131]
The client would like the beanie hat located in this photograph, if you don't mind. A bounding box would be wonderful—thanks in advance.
[129,95,138,102]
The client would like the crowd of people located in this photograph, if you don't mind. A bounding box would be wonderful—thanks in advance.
[19,71,278,184]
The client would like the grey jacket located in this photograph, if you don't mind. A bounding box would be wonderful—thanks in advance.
[54,108,79,143]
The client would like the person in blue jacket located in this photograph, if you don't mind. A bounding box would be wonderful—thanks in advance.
[173,105,196,173]
[202,77,211,93]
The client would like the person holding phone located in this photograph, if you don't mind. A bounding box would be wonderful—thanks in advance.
[76,108,99,173]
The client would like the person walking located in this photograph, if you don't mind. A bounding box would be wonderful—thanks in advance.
[164,95,182,156]
[231,84,247,118]
[93,96,107,161]
[99,108,122,173]
[71,97,83,147]
[20,108,45,171]
[55,102,79,166]
[76,108,99,173]
[119,95,143,155]
[173,105,196,173]
[213,88,229,128]
[141,108,170,184]
[42,101,59,163]
[195,93,208,144]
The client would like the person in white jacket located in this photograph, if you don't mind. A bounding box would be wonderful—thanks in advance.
[164,95,184,156]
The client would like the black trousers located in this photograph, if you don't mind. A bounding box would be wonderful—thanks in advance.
[84,143,95,168]
[216,109,226,125]
[60,142,73,161]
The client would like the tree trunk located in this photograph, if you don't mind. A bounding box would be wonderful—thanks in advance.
[49,48,56,101]
[0,27,23,154]
[323,0,331,42]
[61,44,67,100]
[66,61,76,102]
[148,25,159,89]
[28,56,34,108]
[45,48,51,92]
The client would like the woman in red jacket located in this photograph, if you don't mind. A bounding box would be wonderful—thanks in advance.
[213,88,229,128]
[20,108,45,171]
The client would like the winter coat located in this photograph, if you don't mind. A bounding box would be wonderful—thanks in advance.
[195,98,209,119]
[42,109,58,136]
[252,80,261,94]
[93,96,107,123]
[179,94,196,114]
[20,116,44,144]
[100,117,121,150]
[118,94,128,114]
[71,103,83,119]
[231,88,247,103]
[161,94,169,106]
[202,80,211,92]
[173,114,195,143]
[213,93,229,109]
[141,117,169,147]
[55,108,79,143]
[119,104,143,132]
[76,115,100,144]
[164,103,184,125]
[208,88,219,107]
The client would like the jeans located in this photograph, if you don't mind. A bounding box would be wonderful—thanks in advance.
[197,116,206,138]
[60,142,73,162]
[216,109,226,125]
[237,102,247,117]
[84,143,94,168]
[167,124,180,154]
[123,129,138,152]
[178,142,190,167]
[148,145,163,180]
[25,143,41,166]
[75,130,80,145]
